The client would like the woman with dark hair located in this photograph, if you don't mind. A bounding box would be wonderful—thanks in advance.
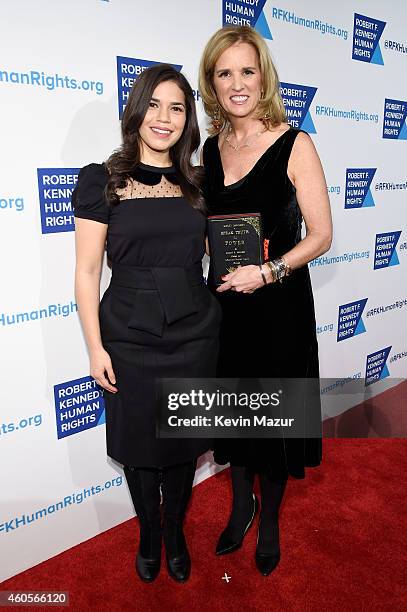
[72,65,220,583]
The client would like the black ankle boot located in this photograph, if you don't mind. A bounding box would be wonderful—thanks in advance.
[136,552,161,583]
[216,493,259,555]
[161,460,196,582]
[123,466,162,582]
[163,518,191,582]
[135,522,162,582]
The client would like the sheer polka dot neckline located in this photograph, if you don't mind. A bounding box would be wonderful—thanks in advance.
[116,163,182,200]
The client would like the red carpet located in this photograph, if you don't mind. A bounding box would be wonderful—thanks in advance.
[324,381,407,437]
[2,439,407,611]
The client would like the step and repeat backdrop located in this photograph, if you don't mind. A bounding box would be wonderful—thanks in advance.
[0,0,406,581]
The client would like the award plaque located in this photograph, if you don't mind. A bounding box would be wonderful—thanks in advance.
[207,213,264,285]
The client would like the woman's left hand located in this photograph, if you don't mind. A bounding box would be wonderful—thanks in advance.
[216,264,269,293]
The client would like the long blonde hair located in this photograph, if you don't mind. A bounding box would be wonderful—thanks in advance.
[199,26,286,134]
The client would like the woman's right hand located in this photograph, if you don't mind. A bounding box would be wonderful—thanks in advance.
[90,347,118,393]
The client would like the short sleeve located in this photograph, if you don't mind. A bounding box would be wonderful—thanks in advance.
[72,163,110,224]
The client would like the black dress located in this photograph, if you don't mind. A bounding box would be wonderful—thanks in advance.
[203,127,322,480]
[72,162,221,468]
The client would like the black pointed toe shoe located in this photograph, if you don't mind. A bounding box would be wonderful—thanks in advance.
[255,550,280,576]
[135,553,161,583]
[215,494,259,555]
[255,519,281,576]
[166,548,191,582]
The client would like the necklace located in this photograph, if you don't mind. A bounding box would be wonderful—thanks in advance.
[224,124,266,151]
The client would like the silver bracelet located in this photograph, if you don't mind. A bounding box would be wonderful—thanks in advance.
[265,260,277,282]
[259,265,268,285]
[270,258,288,283]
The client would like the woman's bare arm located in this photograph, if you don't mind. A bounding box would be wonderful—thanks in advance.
[217,132,332,293]
[283,131,333,268]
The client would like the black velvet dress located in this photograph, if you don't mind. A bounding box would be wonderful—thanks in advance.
[203,127,322,479]
[72,163,221,468]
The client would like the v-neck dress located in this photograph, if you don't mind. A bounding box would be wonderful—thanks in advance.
[72,163,221,468]
[203,128,322,479]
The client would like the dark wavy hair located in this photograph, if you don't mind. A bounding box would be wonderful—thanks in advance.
[105,64,205,212]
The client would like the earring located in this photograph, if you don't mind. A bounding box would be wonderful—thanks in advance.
[211,105,223,131]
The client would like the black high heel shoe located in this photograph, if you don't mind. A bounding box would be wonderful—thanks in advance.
[216,493,259,555]
[255,520,280,576]
[255,550,280,576]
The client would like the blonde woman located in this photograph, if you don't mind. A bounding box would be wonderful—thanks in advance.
[199,26,332,575]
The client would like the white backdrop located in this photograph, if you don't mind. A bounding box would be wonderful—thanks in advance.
[0,0,406,582]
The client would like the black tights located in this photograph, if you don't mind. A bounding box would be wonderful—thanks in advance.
[257,468,287,554]
[225,465,255,540]
[123,459,196,558]
[227,464,288,554]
